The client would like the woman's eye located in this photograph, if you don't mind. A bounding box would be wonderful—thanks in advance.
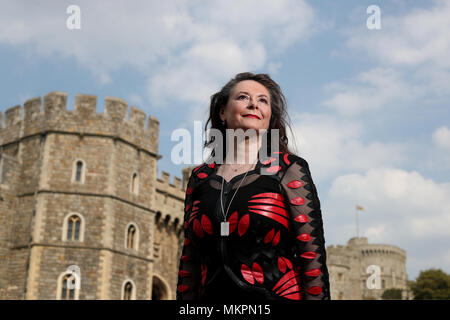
[238,95,248,100]
[260,98,268,104]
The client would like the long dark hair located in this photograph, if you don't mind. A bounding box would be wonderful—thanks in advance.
[204,72,296,162]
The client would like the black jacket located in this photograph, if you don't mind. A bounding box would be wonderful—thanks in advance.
[176,151,330,300]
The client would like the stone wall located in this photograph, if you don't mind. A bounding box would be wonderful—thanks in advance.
[0,93,186,300]
[326,237,408,300]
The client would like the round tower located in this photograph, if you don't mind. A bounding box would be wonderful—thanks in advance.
[356,239,408,299]
[327,237,408,300]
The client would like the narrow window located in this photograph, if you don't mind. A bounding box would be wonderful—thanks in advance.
[123,282,133,300]
[61,274,76,300]
[67,215,81,241]
[131,173,138,194]
[127,225,136,249]
[0,156,4,184]
[75,161,83,182]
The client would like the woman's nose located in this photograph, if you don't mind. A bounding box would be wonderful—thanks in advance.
[248,96,259,108]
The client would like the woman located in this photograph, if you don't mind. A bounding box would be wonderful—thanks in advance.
[176,72,330,300]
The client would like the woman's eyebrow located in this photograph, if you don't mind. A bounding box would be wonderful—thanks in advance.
[236,91,269,98]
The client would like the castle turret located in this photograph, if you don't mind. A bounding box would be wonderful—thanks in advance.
[327,236,408,300]
[0,92,186,300]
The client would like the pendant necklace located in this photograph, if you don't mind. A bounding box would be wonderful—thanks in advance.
[219,163,253,236]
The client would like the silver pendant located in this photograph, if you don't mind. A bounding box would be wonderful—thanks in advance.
[221,222,229,236]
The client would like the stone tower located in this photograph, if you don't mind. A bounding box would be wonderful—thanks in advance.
[0,92,188,299]
[327,237,409,300]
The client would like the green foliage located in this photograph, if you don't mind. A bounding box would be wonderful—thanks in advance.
[381,288,403,300]
[410,268,450,300]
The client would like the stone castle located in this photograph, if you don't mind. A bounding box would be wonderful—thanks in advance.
[327,237,409,300]
[0,92,190,299]
[0,92,408,299]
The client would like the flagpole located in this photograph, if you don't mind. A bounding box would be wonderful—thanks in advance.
[355,206,359,238]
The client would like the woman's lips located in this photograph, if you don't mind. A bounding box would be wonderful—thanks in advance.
[243,115,260,119]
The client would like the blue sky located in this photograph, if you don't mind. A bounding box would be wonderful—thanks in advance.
[1,0,449,281]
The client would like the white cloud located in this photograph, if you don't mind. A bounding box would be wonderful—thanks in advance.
[346,1,450,68]
[321,67,424,115]
[365,224,388,240]
[340,0,450,99]
[326,167,450,278]
[147,40,266,108]
[329,168,450,240]
[433,126,450,149]
[288,113,405,181]
[0,0,316,106]
[322,1,450,118]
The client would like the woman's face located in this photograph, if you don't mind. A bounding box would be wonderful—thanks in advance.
[220,80,272,132]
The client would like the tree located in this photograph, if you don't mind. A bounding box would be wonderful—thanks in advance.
[411,268,450,300]
[381,288,403,300]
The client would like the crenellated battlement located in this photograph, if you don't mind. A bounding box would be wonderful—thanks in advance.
[359,244,407,259]
[154,170,186,229]
[0,92,160,156]
[327,244,346,251]
[327,238,407,260]
[156,171,184,192]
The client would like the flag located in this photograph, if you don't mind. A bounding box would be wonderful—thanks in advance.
[356,205,364,211]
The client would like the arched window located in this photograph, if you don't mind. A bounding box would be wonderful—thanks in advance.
[62,213,85,242]
[125,223,139,251]
[67,215,81,241]
[127,225,136,249]
[121,280,136,300]
[131,172,139,195]
[72,159,86,184]
[57,269,81,300]
[155,211,161,223]
[62,274,76,300]
[124,282,133,300]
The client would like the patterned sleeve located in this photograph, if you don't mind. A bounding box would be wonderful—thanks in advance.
[176,171,201,300]
[280,157,331,300]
